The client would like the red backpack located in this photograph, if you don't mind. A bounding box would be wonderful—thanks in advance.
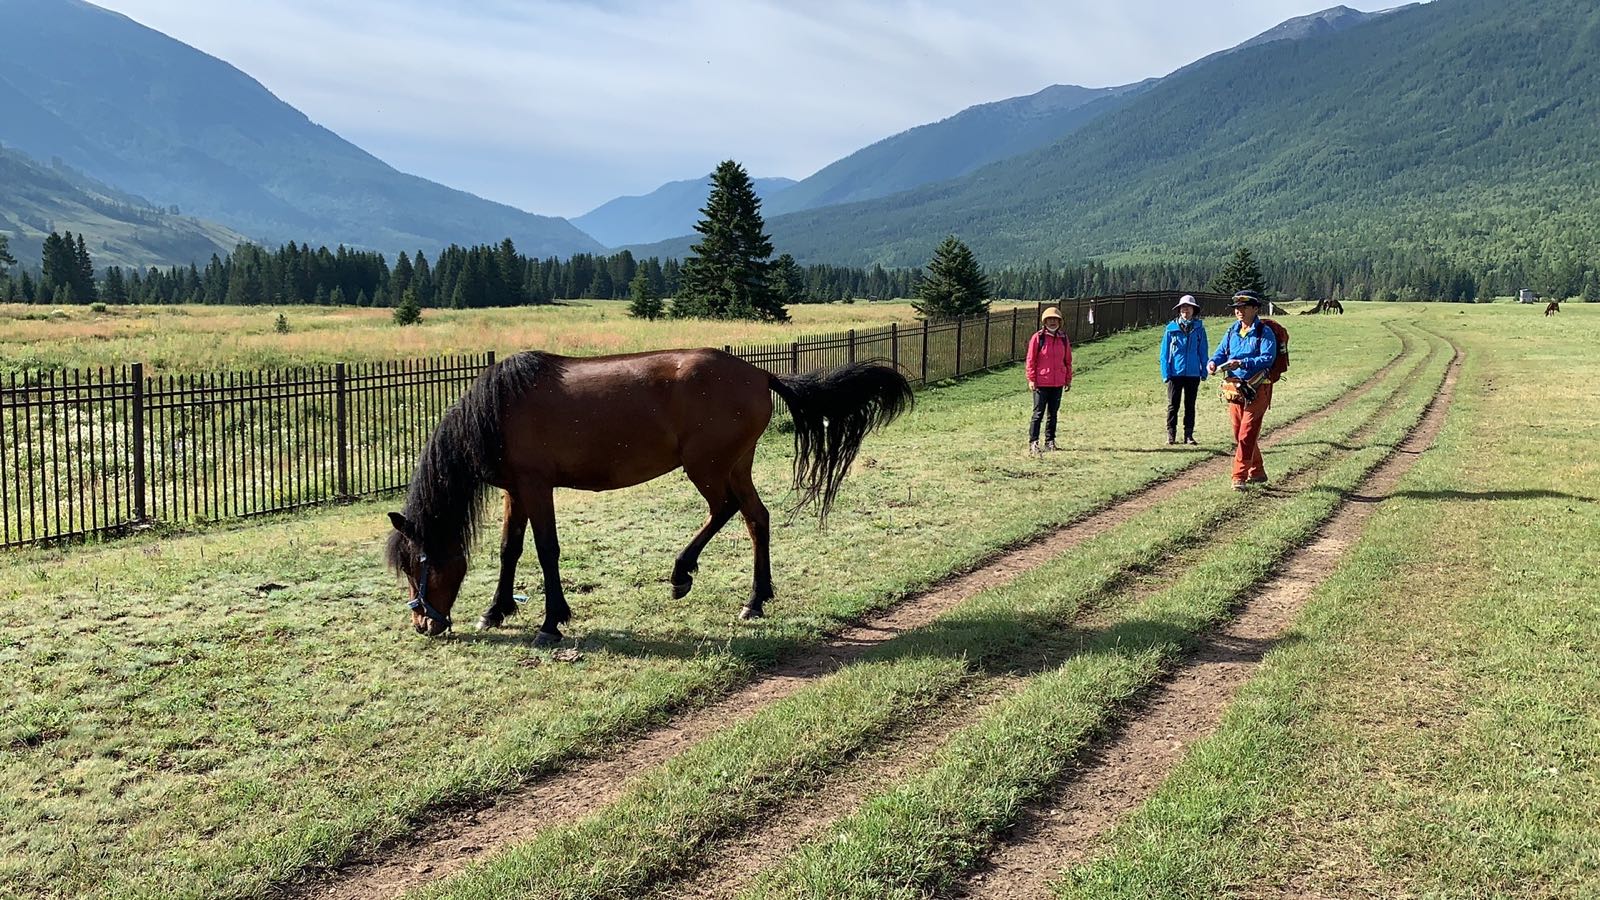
[1260,318,1289,383]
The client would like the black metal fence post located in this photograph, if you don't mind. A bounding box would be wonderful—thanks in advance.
[130,363,146,523]
[889,323,898,371]
[847,329,856,365]
[920,319,930,384]
[955,317,964,377]
[335,362,349,499]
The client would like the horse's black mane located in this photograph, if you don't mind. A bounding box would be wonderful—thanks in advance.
[385,351,552,569]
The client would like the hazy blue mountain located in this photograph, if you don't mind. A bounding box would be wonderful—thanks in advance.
[637,0,1590,275]
[761,82,1153,217]
[0,144,245,269]
[573,175,797,248]
[0,0,602,260]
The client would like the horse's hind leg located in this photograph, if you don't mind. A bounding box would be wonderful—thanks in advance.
[479,491,528,630]
[730,461,772,620]
[673,474,740,600]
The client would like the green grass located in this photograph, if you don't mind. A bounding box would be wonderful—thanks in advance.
[0,309,1407,899]
[1058,304,1600,898]
[410,325,1444,900]
[730,330,1453,900]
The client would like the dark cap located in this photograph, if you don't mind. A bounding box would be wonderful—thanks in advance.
[1229,290,1264,308]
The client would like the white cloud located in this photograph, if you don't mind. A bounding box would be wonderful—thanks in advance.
[92,0,1361,217]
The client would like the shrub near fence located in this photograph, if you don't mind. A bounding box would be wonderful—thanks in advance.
[0,291,1223,549]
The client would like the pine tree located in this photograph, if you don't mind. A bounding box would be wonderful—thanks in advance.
[74,233,98,301]
[627,269,664,320]
[913,236,990,318]
[329,285,347,306]
[1210,247,1268,296]
[0,234,15,268]
[768,253,806,305]
[274,313,290,333]
[393,286,423,325]
[675,160,786,321]
[102,266,128,304]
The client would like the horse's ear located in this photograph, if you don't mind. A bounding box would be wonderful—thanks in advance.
[388,512,412,536]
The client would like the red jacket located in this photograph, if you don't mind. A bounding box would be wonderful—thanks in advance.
[1025,329,1073,388]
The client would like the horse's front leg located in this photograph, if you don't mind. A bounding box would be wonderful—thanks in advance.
[527,486,570,647]
[478,491,527,631]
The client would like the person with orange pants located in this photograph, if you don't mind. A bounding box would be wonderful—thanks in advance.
[1209,291,1278,490]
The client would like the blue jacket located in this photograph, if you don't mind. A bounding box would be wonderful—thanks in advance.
[1211,319,1279,381]
[1159,318,1209,381]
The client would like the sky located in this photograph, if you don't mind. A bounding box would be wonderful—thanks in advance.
[94,0,1362,219]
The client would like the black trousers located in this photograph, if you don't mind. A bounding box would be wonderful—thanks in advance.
[1029,386,1063,442]
[1166,376,1201,440]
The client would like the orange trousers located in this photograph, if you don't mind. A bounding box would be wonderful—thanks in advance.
[1227,382,1273,483]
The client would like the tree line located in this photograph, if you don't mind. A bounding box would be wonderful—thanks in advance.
[3,174,1596,318]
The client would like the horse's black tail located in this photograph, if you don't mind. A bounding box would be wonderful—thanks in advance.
[769,362,914,521]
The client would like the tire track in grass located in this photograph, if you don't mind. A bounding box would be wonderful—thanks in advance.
[729,335,1454,900]
[288,323,1419,900]
[955,339,1461,900]
[640,331,1443,900]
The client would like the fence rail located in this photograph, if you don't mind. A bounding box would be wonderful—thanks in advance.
[0,291,1224,549]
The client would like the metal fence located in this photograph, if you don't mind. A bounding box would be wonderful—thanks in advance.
[0,291,1222,549]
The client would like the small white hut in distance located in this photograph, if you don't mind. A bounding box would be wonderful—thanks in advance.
[1518,288,1539,304]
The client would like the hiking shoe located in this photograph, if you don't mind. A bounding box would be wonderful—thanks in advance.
[1232,481,1248,492]
[1028,440,1041,456]
[1248,475,1269,485]
[1184,436,1199,445]
[1167,435,1177,445]
[1044,440,1059,452]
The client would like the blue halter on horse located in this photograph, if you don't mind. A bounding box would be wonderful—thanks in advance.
[406,553,453,632]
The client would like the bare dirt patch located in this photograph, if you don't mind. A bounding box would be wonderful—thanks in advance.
[956,342,1460,900]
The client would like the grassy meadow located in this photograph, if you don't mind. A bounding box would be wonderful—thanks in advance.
[3,302,1595,900]
[0,300,1030,377]
[1,306,1405,898]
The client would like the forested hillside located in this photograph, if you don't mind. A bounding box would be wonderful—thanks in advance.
[740,0,1600,295]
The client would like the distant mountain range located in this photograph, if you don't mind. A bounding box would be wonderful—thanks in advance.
[573,176,797,248]
[0,145,243,269]
[0,0,602,261]
[727,0,1592,271]
[613,4,1409,254]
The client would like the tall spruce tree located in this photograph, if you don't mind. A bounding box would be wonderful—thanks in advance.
[675,160,787,321]
[1210,247,1268,296]
[0,234,15,268]
[627,269,664,320]
[768,253,806,305]
[74,233,98,301]
[913,236,990,318]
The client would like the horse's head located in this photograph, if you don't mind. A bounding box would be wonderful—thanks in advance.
[386,512,469,637]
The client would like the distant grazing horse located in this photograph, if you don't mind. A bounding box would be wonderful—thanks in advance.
[1300,299,1344,315]
[1545,300,1561,316]
[385,350,913,642]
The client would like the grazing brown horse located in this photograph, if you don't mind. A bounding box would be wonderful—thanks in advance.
[1545,300,1561,316]
[1300,299,1344,315]
[385,350,913,642]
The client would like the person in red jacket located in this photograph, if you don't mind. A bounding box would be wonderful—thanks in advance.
[1025,306,1073,455]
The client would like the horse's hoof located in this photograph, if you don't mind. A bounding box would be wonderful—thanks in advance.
[532,629,563,647]
[739,605,765,621]
[476,614,502,631]
[671,579,694,600]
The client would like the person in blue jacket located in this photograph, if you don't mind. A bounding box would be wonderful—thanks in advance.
[1159,295,1209,445]
[1209,290,1280,489]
